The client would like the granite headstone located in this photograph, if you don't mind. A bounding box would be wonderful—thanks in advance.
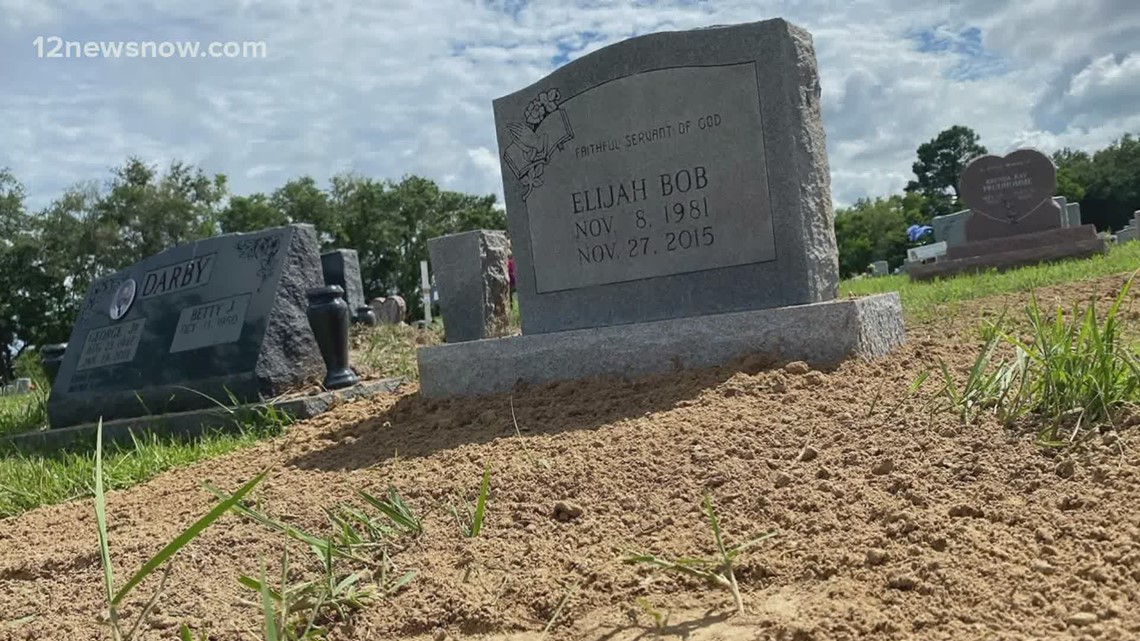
[932,210,970,247]
[372,296,406,325]
[46,224,327,429]
[1064,202,1082,228]
[493,18,838,334]
[427,230,512,343]
[321,249,366,313]
[960,148,1061,241]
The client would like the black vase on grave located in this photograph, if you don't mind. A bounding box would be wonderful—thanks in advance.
[40,343,68,388]
[305,286,359,390]
[354,305,378,326]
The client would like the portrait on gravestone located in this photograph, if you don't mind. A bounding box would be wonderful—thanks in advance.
[46,224,327,429]
[960,148,1061,241]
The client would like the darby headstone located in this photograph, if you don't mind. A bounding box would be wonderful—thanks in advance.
[321,249,366,312]
[46,224,327,429]
[960,148,1062,241]
[427,230,512,343]
[493,18,838,334]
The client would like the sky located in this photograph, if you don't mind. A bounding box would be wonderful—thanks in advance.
[0,0,1138,212]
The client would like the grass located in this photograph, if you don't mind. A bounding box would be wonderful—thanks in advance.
[0,422,284,518]
[840,240,1140,321]
[0,389,48,438]
[351,323,441,382]
[931,272,1140,447]
[625,491,777,616]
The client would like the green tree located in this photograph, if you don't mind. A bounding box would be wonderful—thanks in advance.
[1055,137,1140,231]
[330,174,504,318]
[219,192,288,233]
[905,125,988,218]
[271,177,336,240]
[834,192,927,278]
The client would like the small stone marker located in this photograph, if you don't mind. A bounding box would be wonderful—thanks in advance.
[907,242,947,263]
[14,378,30,394]
[1063,202,1082,227]
[46,224,327,429]
[870,261,888,277]
[417,19,905,398]
[932,210,970,247]
[320,249,366,313]
[960,148,1062,241]
[493,19,839,334]
[427,230,512,343]
[371,296,406,325]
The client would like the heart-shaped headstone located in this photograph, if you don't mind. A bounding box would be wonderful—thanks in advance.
[959,148,1057,225]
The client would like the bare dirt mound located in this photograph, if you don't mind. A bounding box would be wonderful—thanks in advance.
[2,274,1139,641]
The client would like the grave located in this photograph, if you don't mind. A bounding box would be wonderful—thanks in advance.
[909,149,1106,281]
[371,296,407,325]
[907,241,948,264]
[417,19,905,398]
[321,249,367,314]
[932,210,970,248]
[870,261,889,277]
[427,230,512,342]
[46,224,330,429]
[1063,202,1082,228]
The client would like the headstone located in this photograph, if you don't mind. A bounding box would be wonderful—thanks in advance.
[870,261,889,277]
[493,19,839,335]
[960,148,1062,241]
[1116,226,1139,243]
[1064,202,1082,227]
[320,249,366,312]
[371,296,406,325]
[932,210,970,247]
[427,230,512,343]
[46,224,327,429]
[14,378,30,394]
[417,19,905,399]
[907,241,947,263]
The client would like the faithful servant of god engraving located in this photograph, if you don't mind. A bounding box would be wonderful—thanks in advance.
[500,62,777,294]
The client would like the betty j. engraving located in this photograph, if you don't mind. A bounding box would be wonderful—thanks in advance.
[108,279,137,320]
[76,318,146,371]
[515,63,776,294]
[169,294,252,354]
[139,254,216,299]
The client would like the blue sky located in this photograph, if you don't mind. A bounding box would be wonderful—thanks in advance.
[1,0,1138,211]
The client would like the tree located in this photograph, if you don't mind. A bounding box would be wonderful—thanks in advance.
[1055,137,1140,231]
[905,125,987,218]
[219,193,288,234]
[834,192,927,278]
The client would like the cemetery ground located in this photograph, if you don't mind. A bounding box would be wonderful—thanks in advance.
[2,256,1140,640]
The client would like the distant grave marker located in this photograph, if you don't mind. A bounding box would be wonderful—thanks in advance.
[960,149,1061,241]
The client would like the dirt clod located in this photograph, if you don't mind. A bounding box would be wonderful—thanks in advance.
[872,458,895,475]
[553,501,583,522]
[784,361,810,375]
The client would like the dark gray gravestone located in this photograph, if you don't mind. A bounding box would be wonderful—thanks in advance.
[320,249,366,312]
[960,148,1061,241]
[492,18,838,334]
[427,230,512,343]
[46,224,326,429]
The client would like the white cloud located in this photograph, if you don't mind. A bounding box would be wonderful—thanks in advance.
[0,0,1136,215]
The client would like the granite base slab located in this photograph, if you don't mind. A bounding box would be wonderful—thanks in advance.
[909,227,1107,282]
[416,294,904,399]
[4,377,403,452]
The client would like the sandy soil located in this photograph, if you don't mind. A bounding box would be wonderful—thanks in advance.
[2,274,1139,641]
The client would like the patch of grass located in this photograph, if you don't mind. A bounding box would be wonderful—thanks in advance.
[0,389,48,438]
[840,240,1140,321]
[625,491,778,616]
[931,272,1140,446]
[92,419,268,641]
[448,462,491,538]
[351,323,441,382]
[0,422,283,518]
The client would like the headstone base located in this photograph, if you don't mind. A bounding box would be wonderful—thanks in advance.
[5,377,403,452]
[908,225,1107,282]
[416,294,904,399]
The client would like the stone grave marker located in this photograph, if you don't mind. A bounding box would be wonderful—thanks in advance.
[492,19,840,334]
[321,249,366,313]
[371,296,406,325]
[417,19,905,398]
[870,261,888,277]
[932,210,970,247]
[427,230,512,343]
[46,224,326,429]
[960,148,1062,241]
[1064,202,1082,227]
[907,241,947,264]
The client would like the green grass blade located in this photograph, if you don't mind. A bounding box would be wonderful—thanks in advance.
[470,462,491,537]
[93,419,116,607]
[111,469,268,606]
[259,557,280,641]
